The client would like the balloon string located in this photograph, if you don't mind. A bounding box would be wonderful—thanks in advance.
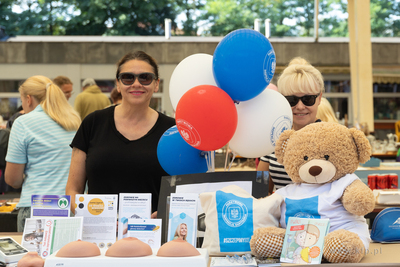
[212,151,215,172]
[205,151,213,172]
[224,144,230,171]
[228,152,237,171]
[205,152,210,172]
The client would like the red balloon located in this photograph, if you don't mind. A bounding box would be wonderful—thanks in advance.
[175,85,238,151]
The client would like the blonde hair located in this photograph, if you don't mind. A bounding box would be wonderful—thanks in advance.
[19,75,81,131]
[277,57,324,96]
[317,97,338,123]
[174,223,187,241]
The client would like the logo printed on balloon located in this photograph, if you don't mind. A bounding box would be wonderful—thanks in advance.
[164,127,179,136]
[176,119,201,147]
[270,115,292,146]
[263,50,276,83]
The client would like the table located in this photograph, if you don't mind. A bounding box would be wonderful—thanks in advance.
[3,233,400,266]
[371,152,397,161]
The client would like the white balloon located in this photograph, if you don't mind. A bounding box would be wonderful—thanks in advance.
[229,89,293,158]
[169,53,217,110]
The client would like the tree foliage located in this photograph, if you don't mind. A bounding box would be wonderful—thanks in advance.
[1,0,399,37]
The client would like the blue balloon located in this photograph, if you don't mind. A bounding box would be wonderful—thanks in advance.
[213,29,276,102]
[157,126,208,175]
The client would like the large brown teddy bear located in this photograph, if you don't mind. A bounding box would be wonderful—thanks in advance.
[250,122,375,263]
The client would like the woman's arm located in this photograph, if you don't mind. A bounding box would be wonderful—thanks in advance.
[66,147,87,214]
[5,162,25,188]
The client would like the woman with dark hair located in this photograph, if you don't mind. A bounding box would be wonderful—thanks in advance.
[66,51,175,217]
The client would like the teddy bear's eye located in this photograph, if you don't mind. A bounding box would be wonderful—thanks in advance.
[304,156,308,161]
[324,155,330,160]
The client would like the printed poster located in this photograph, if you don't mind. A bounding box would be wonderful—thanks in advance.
[74,194,118,249]
[31,195,70,218]
[22,217,83,258]
[118,193,151,240]
[167,193,198,247]
[127,218,162,248]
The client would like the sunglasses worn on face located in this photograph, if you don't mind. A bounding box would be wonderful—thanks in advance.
[285,94,319,107]
[118,72,156,86]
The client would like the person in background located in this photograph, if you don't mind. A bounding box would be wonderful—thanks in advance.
[74,78,111,120]
[53,75,73,100]
[110,86,122,105]
[6,106,25,129]
[66,51,175,218]
[257,57,324,194]
[316,97,338,123]
[5,75,81,231]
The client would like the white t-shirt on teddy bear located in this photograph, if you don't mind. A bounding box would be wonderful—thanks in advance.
[275,173,370,250]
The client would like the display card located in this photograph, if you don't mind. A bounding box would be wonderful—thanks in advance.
[167,193,199,247]
[118,193,151,240]
[127,218,162,248]
[22,217,83,259]
[31,195,70,218]
[74,194,118,249]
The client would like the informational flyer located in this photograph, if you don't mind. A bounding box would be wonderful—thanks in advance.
[22,217,83,259]
[127,218,162,248]
[31,195,70,218]
[118,193,151,240]
[167,193,198,247]
[74,194,118,249]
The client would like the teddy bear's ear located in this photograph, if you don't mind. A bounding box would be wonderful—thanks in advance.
[275,129,296,164]
[349,128,372,163]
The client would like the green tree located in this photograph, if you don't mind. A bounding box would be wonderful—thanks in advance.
[200,0,297,36]
[175,0,204,36]
[64,0,181,36]
[319,0,348,37]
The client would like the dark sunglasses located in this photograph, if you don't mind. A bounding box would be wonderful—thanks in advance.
[285,94,319,107]
[118,72,156,86]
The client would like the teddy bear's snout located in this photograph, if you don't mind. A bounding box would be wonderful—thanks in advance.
[309,165,323,176]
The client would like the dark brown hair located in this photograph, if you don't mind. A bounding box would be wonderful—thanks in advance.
[116,51,159,80]
[53,75,72,87]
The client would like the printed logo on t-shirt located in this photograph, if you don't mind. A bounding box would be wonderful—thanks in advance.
[284,196,320,226]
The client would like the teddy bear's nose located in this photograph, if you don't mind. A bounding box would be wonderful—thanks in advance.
[309,166,322,176]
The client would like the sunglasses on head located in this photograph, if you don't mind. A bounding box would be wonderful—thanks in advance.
[118,72,156,86]
[285,94,319,107]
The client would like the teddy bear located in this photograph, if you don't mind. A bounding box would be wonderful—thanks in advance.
[250,122,375,263]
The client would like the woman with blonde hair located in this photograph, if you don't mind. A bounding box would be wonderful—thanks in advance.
[5,75,81,231]
[316,97,338,123]
[173,223,188,241]
[257,57,324,193]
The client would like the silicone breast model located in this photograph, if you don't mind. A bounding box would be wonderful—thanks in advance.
[105,237,152,257]
[157,238,200,257]
[56,239,101,257]
[17,252,45,267]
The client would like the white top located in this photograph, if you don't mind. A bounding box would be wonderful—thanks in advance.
[275,173,371,249]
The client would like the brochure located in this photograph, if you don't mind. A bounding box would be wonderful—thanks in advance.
[74,194,118,249]
[167,193,199,247]
[31,195,70,218]
[127,218,162,248]
[118,193,151,240]
[280,217,330,264]
[22,217,83,259]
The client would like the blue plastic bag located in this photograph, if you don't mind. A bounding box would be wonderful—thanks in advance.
[370,207,400,243]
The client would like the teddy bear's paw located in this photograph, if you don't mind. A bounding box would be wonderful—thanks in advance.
[250,227,285,258]
[323,230,365,263]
